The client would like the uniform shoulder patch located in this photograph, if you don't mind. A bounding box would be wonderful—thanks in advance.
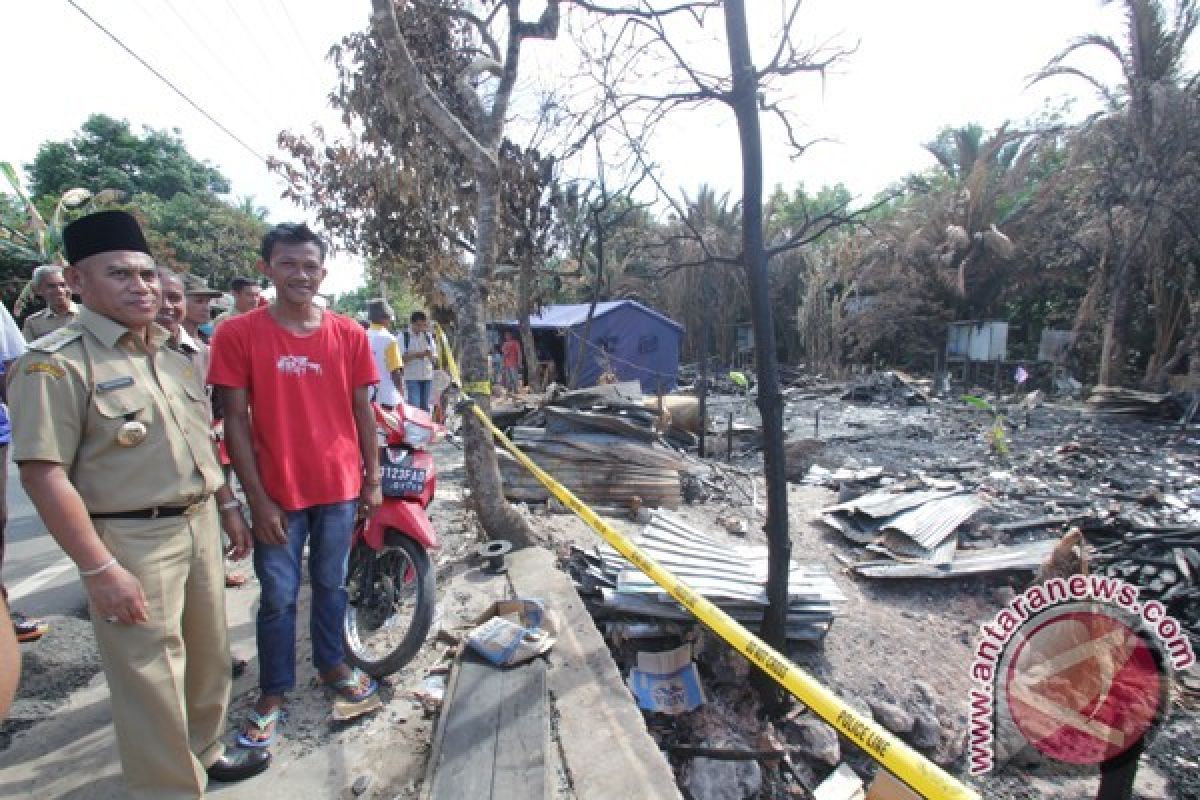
[29,326,83,353]
[24,362,66,379]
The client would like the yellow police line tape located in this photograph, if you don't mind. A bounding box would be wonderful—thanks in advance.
[433,326,979,800]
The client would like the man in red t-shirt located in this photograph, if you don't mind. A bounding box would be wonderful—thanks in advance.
[500,330,522,391]
[208,223,381,748]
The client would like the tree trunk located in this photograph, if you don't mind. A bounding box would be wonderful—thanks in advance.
[464,164,534,547]
[1098,255,1135,387]
[517,254,542,391]
[723,0,791,696]
[570,204,607,389]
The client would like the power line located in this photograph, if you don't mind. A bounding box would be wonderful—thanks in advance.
[152,0,277,132]
[66,0,268,166]
[220,0,281,84]
[269,0,325,80]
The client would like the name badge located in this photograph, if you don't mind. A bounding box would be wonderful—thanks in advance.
[97,376,135,392]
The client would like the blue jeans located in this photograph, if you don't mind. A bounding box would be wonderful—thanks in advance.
[253,500,357,695]
[405,379,432,411]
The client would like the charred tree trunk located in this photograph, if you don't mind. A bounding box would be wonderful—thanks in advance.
[517,253,541,391]
[571,202,607,389]
[723,0,791,697]
[1098,257,1135,387]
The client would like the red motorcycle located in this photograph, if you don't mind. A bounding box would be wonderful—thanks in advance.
[342,402,441,677]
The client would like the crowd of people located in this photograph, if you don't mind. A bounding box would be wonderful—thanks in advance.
[0,209,439,798]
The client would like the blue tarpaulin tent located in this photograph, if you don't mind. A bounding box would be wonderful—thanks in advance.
[500,301,684,392]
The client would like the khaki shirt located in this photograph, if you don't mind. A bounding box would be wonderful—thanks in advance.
[22,302,80,341]
[8,307,223,514]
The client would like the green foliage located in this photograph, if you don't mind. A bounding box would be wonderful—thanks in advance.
[331,277,424,323]
[28,114,230,200]
[5,116,267,309]
[132,192,267,290]
[960,394,995,412]
[962,395,1009,457]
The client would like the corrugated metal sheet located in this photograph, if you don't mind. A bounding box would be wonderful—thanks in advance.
[881,493,984,549]
[822,489,952,519]
[851,540,1057,578]
[505,300,685,333]
[570,510,843,642]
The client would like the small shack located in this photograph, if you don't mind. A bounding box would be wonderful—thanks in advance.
[497,301,684,392]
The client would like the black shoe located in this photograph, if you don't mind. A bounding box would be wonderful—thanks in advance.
[206,747,271,783]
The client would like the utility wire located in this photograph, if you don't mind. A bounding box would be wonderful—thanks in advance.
[154,0,277,132]
[66,0,268,166]
[221,0,281,85]
[270,0,325,79]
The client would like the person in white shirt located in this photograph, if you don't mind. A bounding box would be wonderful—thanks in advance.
[365,299,404,410]
[401,310,438,411]
[0,303,47,642]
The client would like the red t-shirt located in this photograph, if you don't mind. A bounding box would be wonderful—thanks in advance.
[207,307,379,511]
[501,339,522,368]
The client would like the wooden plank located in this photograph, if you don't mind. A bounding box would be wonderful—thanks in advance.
[491,659,547,800]
[428,652,548,800]
[428,653,502,800]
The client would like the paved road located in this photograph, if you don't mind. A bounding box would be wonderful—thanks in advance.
[2,457,84,618]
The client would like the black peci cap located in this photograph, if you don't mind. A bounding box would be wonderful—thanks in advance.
[62,210,151,265]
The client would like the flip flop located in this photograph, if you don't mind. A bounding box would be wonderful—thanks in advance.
[325,668,378,703]
[237,708,283,749]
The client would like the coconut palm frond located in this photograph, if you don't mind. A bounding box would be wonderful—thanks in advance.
[1028,65,1122,108]
[1042,33,1126,73]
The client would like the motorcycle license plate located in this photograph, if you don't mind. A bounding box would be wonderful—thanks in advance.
[381,464,427,497]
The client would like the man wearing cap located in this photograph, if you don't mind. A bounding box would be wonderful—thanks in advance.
[366,299,404,410]
[8,211,270,797]
[21,264,79,341]
[180,274,223,371]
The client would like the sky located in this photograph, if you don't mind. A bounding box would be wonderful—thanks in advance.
[1,1,1184,295]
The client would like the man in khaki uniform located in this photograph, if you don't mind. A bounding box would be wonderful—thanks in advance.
[21,264,79,341]
[8,211,270,798]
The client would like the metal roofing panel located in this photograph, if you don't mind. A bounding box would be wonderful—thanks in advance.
[850,539,1057,578]
[881,493,984,549]
[501,300,685,332]
[822,488,953,519]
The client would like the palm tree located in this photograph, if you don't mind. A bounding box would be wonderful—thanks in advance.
[1031,0,1198,386]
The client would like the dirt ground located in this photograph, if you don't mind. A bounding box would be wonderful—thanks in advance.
[3,399,1197,799]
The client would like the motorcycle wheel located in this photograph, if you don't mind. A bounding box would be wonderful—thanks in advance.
[343,532,435,678]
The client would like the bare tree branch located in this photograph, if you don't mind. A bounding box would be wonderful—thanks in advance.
[370,0,493,168]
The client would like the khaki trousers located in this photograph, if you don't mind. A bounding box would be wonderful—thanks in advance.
[91,498,231,799]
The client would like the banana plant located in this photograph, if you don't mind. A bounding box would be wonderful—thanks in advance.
[1,162,122,313]
[961,394,1010,458]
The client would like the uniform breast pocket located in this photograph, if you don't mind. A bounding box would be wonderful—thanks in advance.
[92,388,151,448]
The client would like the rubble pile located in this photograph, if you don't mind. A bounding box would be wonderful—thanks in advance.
[841,370,930,406]
[495,382,691,510]
[818,484,1061,579]
[569,510,843,643]
[790,391,1199,641]
[1085,384,1187,417]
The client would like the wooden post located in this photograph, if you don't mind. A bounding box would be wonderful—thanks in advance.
[727,411,734,462]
